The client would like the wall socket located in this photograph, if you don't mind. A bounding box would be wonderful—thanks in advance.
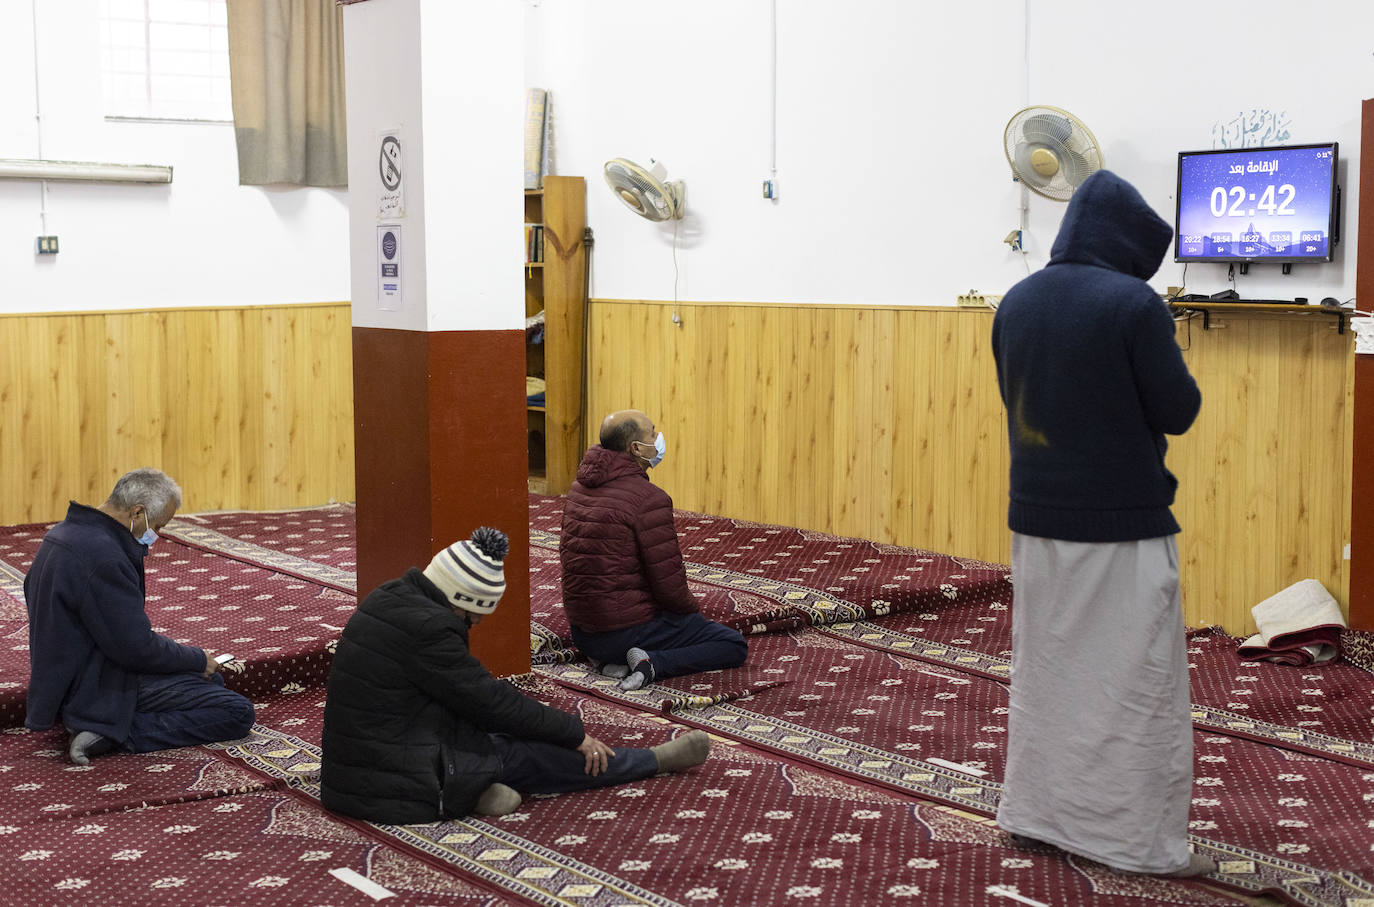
[35,236,59,255]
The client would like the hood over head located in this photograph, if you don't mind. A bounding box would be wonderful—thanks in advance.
[1047,170,1173,280]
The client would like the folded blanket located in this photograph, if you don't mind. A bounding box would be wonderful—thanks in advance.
[1238,579,1346,666]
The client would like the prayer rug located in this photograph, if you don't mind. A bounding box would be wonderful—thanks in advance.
[4,788,508,906]
[527,493,1011,665]
[207,679,1239,907]
[1342,629,1374,675]
[0,726,276,824]
[821,618,1374,770]
[163,504,358,593]
[535,631,1374,907]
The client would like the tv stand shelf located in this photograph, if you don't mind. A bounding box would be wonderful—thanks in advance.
[1168,301,1358,334]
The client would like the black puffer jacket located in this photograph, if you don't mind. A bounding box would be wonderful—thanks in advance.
[321,569,584,824]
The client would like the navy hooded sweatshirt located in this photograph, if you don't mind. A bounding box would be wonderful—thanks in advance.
[991,170,1202,542]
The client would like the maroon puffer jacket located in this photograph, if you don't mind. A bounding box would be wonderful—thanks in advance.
[560,445,699,632]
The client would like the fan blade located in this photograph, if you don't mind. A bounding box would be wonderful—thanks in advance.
[1021,113,1072,145]
[1060,149,1093,187]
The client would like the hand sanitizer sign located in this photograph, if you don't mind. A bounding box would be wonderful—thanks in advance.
[377,225,402,312]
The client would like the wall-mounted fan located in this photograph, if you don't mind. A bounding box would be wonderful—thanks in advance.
[603,158,685,221]
[1004,106,1103,201]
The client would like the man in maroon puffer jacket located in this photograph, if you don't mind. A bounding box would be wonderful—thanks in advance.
[561,410,748,691]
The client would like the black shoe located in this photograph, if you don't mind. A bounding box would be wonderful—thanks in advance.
[68,731,116,766]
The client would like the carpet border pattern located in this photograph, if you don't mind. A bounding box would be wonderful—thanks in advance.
[162,522,357,594]
[532,661,1374,907]
[820,620,1374,769]
[209,725,684,907]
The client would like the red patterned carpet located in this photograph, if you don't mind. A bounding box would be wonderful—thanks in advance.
[1,495,1372,906]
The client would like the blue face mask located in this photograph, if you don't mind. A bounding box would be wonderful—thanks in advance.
[133,511,158,548]
[636,432,666,468]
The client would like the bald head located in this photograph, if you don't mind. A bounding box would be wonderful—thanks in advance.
[600,410,653,453]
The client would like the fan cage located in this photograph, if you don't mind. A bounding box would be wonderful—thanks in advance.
[1004,106,1103,202]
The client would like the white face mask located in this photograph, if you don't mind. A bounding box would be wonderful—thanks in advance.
[133,510,158,548]
[635,432,666,468]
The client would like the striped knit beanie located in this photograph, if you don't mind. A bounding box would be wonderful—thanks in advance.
[423,527,509,615]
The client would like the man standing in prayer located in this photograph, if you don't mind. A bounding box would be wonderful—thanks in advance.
[320,527,709,823]
[991,170,1210,877]
[25,468,255,765]
[560,410,748,691]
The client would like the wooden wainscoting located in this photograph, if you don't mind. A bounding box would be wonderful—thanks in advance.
[585,299,1012,571]
[586,299,1354,635]
[1169,310,1354,632]
[0,303,354,524]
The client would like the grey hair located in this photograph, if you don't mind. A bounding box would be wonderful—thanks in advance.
[107,468,182,519]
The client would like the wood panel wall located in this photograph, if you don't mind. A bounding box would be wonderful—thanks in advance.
[0,303,354,524]
[586,299,1355,635]
[585,299,1012,567]
[2,298,1352,635]
[1169,310,1353,632]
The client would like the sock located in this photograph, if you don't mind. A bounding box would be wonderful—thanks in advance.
[651,730,710,773]
[474,783,521,816]
[618,647,654,691]
[597,662,630,679]
[68,730,116,766]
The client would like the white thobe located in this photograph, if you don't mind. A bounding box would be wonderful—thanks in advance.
[996,533,1193,874]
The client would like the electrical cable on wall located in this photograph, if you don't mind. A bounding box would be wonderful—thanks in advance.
[672,219,681,326]
[1015,0,1030,263]
[765,0,778,200]
[31,0,49,239]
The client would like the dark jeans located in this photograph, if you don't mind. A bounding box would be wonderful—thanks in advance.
[571,611,748,680]
[490,734,658,794]
[124,672,256,753]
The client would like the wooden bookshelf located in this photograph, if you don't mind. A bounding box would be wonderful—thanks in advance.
[525,175,587,494]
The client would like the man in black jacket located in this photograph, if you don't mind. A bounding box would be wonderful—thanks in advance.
[321,527,709,823]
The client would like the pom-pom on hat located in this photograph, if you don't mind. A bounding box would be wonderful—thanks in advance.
[424,527,509,615]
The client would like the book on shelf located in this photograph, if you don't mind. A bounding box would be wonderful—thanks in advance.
[524,223,544,264]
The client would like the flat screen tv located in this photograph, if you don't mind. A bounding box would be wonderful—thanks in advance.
[1174,142,1338,263]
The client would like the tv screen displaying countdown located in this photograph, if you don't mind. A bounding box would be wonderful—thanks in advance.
[1175,143,1337,263]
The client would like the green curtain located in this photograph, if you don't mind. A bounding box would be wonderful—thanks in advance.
[227,0,348,187]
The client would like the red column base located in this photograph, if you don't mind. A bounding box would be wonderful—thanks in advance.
[352,326,532,676]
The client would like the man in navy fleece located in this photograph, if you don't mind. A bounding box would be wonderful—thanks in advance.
[991,171,1210,877]
[24,468,254,765]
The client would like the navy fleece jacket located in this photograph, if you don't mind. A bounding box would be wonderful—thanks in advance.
[991,170,1202,542]
[24,502,207,742]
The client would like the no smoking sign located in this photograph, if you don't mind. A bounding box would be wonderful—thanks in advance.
[378,131,404,219]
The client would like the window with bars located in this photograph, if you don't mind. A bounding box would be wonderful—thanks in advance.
[99,0,232,121]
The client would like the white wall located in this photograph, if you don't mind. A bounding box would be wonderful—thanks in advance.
[344,0,523,333]
[528,0,1370,306]
[0,0,349,315]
